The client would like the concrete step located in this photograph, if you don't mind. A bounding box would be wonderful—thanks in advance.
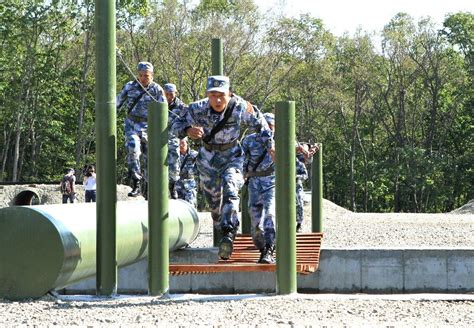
[64,247,474,294]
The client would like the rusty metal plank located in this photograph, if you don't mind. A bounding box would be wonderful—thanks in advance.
[169,232,323,276]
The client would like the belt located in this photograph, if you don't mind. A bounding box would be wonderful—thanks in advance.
[247,167,274,177]
[127,113,147,123]
[202,140,237,151]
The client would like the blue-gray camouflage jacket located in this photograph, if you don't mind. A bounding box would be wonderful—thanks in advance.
[116,80,165,118]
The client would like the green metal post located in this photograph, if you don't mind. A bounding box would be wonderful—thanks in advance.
[241,183,251,234]
[275,101,297,295]
[211,38,223,246]
[211,38,223,76]
[95,0,117,296]
[311,143,323,232]
[148,101,169,296]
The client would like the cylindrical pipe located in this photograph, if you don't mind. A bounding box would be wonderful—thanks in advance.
[211,38,224,246]
[95,0,117,296]
[148,101,169,295]
[211,38,223,76]
[311,143,323,232]
[0,200,199,300]
[275,101,297,295]
[12,189,41,206]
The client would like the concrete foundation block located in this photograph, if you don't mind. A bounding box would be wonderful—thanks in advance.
[317,249,362,292]
[404,249,448,292]
[361,249,404,292]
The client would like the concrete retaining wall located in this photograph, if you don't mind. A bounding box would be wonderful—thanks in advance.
[64,248,474,294]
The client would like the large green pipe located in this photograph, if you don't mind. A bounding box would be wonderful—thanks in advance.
[275,101,297,295]
[211,38,223,246]
[95,0,117,296]
[0,201,199,300]
[148,101,169,295]
[311,143,323,232]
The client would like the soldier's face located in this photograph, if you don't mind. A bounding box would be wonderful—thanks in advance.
[165,91,177,104]
[179,139,188,154]
[208,91,231,112]
[138,71,153,87]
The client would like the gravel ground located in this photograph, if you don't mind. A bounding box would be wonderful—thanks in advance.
[1,197,473,327]
[1,294,473,327]
[191,198,474,249]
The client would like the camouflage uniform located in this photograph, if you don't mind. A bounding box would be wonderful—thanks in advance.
[167,96,186,195]
[116,80,165,182]
[171,95,271,235]
[296,153,309,226]
[242,131,275,251]
[175,148,198,207]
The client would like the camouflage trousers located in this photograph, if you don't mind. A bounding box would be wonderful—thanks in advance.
[125,118,148,179]
[296,179,305,224]
[248,175,276,249]
[196,149,244,232]
[176,178,197,208]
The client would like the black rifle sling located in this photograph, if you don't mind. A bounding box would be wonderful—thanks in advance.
[202,97,237,144]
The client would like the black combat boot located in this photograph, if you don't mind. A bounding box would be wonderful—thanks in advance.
[258,244,275,264]
[128,171,142,197]
[296,223,302,233]
[169,181,178,199]
[218,226,237,260]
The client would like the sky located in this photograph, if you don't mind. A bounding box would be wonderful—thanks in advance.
[257,0,474,36]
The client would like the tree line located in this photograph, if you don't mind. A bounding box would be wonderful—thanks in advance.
[0,0,472,213]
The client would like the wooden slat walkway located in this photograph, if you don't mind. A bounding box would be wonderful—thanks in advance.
[169,232,323,275]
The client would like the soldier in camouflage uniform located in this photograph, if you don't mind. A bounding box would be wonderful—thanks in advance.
[116,61,166,197]
[296,150,309,233]
[163,83,186,199]
[242,112,276,264]
[295,143,319,232]
[172,75,273,260]
[175,137,198,207]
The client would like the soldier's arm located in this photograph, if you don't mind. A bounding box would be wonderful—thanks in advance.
[241,137,251,175]
[116,83,129,112]
[241,102,274,152]
[173,103,205,140]
[171,105,194,138]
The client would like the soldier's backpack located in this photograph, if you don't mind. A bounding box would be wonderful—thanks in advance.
[61,175,72,194]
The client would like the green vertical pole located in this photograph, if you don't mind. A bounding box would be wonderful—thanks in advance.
[275,101,296,295]
[241,183,251,234]
[211,38,223,246]
[211,38,223,76]
[148,101,169,296]
[95,0,117,296]
[312,143,323,232]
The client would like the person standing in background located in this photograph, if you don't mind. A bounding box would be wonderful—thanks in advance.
[60,168,76,204]
[83,165,97,203]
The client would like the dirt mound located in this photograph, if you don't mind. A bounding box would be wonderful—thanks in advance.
[451,199,474,214]
[322,198,351,217]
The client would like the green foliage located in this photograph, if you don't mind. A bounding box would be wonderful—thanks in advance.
[0,0,471,213]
